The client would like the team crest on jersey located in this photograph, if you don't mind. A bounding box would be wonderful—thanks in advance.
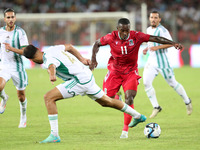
[129,39,134,46]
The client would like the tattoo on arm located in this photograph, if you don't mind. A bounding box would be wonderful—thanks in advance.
[149,35,175,45]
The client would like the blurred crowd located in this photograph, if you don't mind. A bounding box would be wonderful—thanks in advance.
[0,0,199,47]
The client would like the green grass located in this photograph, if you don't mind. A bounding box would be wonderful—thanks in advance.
[1,66,200,150]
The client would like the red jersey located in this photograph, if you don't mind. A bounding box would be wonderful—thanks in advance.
[100,30,150,74]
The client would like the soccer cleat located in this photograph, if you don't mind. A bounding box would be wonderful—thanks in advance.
[39,134,61,143]
[18,114,27,128]
[186,99,192,115]
[120,131,128,139]
[128,114,146,128]
[0,95,9,114]
[149,106,162,118]
[18,121,27,128]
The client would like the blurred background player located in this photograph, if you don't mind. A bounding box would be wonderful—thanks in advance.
[5,43,147,143]
[142,10,192,118]
[0,8,29,128]
[90,18,183,138]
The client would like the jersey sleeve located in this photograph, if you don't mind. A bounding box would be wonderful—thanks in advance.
[19,29,29,48]
[43,54,61,68]
[160,29,172,41]
[100,33,112,46]
[136,31,150,42]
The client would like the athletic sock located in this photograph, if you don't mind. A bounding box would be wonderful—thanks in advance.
[121,103,141,119]
[0,89,7,100]
[174,83,190,104]
[20,99,27,122]
[145,86,159,108]
[48,114,59,137]
[123,104,134,132]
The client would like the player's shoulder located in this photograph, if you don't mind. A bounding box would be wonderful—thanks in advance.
[157,24,169,33]
[47,45,64,53]
[0,26,6,32]
[102,31,115,40]
[109,31,117,37]
[147,26,151,31]
[15,25,27,35]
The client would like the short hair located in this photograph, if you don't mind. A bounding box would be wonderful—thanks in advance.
[23,45,38,59]
[4,8,15,17]
[150,10,161,18]
[118,18,130,25]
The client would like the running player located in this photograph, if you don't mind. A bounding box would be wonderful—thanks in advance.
[142,10,192,118]
[0,8,29,128]
[89,18,183,138]
[5,43,147,143]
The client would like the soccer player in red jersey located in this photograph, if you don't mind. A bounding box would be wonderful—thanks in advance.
[89,18,183,138]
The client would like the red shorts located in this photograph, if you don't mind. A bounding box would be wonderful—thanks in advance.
[103,69,141,97]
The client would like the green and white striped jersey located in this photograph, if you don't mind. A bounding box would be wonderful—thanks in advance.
[0,25,28,71]
[147,24,172,69]
[43,45,93,84]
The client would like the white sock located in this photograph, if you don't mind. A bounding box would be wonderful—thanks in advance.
[121,103,141,119]
[145,86,159,108]
[20,99,27,122]
[174,83,190,104]
[0,89,7,100]
[48,114,59,137]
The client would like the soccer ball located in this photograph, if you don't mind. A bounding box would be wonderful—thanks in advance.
[144,123,161,138]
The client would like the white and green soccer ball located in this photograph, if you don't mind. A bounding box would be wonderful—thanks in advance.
[144,123,161,138]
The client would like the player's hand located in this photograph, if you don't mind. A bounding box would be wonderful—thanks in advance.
[143,47,148,55]
[82,58,91,66]
[50,75,57,85]
[89,59,98,71]
[174,43,183,50]
[3,43,12,51]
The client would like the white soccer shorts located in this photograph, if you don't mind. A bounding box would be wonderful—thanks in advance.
[56,76,104,100]
[143,63,178,88]
[0,68,28,90]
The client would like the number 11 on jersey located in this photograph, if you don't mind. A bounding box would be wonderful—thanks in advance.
[121,46,127,54]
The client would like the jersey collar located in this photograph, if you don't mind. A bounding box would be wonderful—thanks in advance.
[118,31,130,40]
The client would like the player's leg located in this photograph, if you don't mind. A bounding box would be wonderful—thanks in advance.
[162,68,192,115]
[40,87,63,143]
[0,71,10,114]
[17,90,27,128]
[12,70,28,127]
[40,79,81,143]
[95,94,146,128]
[143,64,162,118]
[120,90,135,138]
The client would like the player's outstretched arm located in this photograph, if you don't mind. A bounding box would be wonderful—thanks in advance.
[149,44,173,51]
[64,44,90,65]
[149,35,183,50]
[4,43,25,55]
[48,64,57,85]
[89,39,102,71]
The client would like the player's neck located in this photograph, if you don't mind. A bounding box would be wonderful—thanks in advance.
[6,25,15,31]
[151,24,160,29]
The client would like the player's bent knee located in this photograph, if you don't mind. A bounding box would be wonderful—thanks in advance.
[44,93,53,102]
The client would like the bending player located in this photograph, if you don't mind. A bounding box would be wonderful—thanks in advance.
[5,43,146,143]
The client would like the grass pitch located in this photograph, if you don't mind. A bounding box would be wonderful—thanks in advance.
[0,66,200,150]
